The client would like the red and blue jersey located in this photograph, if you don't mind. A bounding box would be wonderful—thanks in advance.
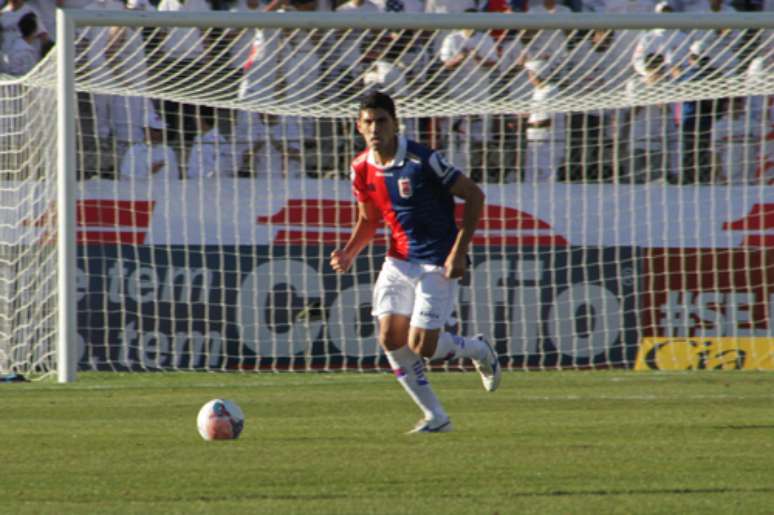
[351,135,462,266]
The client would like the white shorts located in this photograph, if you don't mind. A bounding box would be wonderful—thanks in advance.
[371,257,458,330]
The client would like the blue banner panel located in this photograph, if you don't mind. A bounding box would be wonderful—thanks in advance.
[76,245,641,370]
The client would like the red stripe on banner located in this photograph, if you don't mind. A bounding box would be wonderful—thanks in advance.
[24,200,156,228]
[273,230,388,246]
[258,200,556,232]
[273,230,566,247]
[722,204,774,231]
[739,235,774,247]
[257,199,358,227]
[458,204,553,230]
[78,200,155,228]
[77,231,147,245]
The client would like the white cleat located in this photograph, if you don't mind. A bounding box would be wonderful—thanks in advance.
[407,417,453,434]
[473,334,501,392]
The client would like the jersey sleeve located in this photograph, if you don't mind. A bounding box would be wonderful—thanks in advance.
[426,150,462,189]
[350,163,369,203]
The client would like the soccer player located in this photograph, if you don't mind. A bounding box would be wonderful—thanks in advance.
[329,91,501,434]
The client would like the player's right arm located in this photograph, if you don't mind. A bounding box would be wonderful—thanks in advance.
[330,201,381,273]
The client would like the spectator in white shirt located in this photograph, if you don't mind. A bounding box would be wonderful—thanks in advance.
[155,0,207,61]
[632,1,692,76]
[119,112,180,179]
[330,0,381,85]
[0,0,50,60]
[521,0,573,74]
[524,58,566,182]
[620,53,677,183]
[232,111,284,177]
[712,96,760,184]
[108,95,159,159]
[439,11,499,181]
[240,0,321,105]
[3,12,39,76]
[186,106,238,178]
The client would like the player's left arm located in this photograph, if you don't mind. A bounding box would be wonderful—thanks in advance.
[445,174,485,279]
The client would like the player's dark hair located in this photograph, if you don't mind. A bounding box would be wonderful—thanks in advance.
[18,12,37,39]
[358,91,397,121]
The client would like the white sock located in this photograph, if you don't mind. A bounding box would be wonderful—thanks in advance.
[430,332,488,362]
[385,345,447,422]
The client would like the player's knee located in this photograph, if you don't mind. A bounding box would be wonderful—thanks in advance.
[378,323,404,351]
[409,331,437,358]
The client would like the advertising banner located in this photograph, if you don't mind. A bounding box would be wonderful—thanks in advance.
[75,245,640,370]
[635,337,774,370]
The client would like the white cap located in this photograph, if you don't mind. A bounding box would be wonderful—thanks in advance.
[690,40,708,57]
[145,112,166,130]
[524,59,548,75]
[747,57,764,79]
[654,1,672,12]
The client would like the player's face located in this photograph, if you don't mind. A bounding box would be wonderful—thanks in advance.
[357,108,398,155]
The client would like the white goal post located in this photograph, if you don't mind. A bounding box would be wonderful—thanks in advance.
[2,9,772,381]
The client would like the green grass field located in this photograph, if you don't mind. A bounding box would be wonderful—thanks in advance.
[2,371,773,514]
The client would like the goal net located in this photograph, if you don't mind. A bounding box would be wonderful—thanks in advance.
[1,11,773,378]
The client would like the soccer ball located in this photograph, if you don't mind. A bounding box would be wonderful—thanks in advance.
[197,399,244,441]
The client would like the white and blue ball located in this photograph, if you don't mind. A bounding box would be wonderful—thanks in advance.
[197,399,244,441]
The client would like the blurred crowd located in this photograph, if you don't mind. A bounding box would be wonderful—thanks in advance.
[0,0,772,184]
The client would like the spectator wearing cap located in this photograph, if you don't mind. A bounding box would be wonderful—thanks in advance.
[675,40,729,184]
[683,0,747,75]
[619,53,677,183]
[684,34,742,79]
[2,12,40,76]
[632,1,691,76]
[119,112,180,179]
[523,58,566,182]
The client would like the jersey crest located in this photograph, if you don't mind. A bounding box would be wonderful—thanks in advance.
[398,177,413,199]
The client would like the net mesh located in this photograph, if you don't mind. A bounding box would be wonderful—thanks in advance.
[1,14,773,375]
